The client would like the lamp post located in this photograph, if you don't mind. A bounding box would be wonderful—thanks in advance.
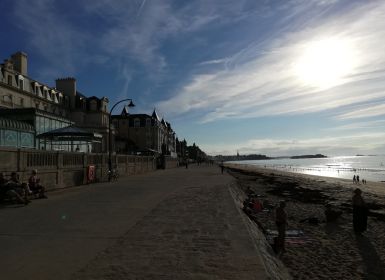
[108,98,135,173]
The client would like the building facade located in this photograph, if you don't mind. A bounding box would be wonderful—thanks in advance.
[0,51,109,152]
[112,109,177,157]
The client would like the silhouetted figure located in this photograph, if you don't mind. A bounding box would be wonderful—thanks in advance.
[353,175,356,184]
[275,201,287,254]
[28,170,47,198]
[356,175,360,184]
[324,204,342,223]
[352,188,367,234]
[2,172,30,204]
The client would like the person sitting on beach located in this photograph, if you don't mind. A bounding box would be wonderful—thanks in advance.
[28,170,47,199]
[352,188,368,234]
[243,196,255,215]
[324,204,342,223]
[275,201,288,254]
[252,198,263,213]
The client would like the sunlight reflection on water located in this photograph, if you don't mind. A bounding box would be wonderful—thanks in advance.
[230,155,385,182]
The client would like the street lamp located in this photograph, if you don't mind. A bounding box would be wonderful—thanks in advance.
[108,98,135,173]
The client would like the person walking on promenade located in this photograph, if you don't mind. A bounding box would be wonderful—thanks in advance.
[275,200,288,254]
[353,175,356,184]
[356,175,360,184]
[352,188,368,234]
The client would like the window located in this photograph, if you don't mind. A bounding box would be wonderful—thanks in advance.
[90,100,97,111]
[146,118,151,127]
[19,79,24,91]
[7,75,12,86]
[134,118,140,128]
[20,98,24,107]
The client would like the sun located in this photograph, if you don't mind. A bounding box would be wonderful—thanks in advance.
[293,38,357,89]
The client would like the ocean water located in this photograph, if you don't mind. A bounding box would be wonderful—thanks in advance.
[229,155,385,182]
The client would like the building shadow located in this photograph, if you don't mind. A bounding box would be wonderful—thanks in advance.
[355,234,385,280]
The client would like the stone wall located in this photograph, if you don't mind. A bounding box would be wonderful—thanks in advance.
[0,147,174,191]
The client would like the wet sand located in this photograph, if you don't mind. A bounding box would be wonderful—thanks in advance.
[226,163,385,280]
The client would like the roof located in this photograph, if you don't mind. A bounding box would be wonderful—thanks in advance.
[36,125,102,142]
[152,109,160,121]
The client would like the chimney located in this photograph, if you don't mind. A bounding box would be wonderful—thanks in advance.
[11,52,28,75]
[56,77,77,109]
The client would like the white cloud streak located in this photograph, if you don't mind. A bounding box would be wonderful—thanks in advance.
[157,1,385,123]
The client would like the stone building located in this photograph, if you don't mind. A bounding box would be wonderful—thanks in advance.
[112,109,177,157]
[0,51,109,152]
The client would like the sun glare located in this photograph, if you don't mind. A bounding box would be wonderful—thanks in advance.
[293,38,357,89]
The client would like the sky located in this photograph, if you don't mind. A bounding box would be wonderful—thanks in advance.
[1,0,385,157]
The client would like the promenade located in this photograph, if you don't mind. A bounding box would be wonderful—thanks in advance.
[0,165,283,280]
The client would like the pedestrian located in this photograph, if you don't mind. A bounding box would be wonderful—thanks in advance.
[275,200,287,254]
[353,175,356,184]
[220,164,224,174]
[352,188,368,234]
[356,175,360,184]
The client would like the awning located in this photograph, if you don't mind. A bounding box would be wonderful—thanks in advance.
[37,125,102,142]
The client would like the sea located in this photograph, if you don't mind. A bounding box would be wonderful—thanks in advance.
[229,155,385,183]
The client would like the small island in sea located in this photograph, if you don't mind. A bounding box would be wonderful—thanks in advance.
[215,154,271,161]
[290,154,327,159]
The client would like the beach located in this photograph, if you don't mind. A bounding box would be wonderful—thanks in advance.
[226,163,385,280]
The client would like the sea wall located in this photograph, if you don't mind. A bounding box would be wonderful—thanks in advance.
[0,147,178,190]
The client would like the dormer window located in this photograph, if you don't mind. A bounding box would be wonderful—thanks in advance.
[58,93,63,103]
[90,99,97,111]
[38,86,44,98]
[53,92,59,103]
[43,87,49,99]
[47,90,53,101]
[18,76,24,91]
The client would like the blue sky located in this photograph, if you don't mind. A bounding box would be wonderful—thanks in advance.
[2,0,385,156]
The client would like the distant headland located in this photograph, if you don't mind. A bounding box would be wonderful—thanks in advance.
[215,153,328,161]
[290,154,327,159]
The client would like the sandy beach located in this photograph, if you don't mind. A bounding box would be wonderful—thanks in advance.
[226,163,385,280]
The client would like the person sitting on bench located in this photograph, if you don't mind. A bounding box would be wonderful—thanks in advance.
[1,172,30,204]
[28,170,47,199]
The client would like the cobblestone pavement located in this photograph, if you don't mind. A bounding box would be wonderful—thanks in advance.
[1,165,271,280]
[72,172,267,280]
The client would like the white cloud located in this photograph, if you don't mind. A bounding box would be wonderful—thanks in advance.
[327,120,385,131]
[157,1,385,123]
[336,103,385,120]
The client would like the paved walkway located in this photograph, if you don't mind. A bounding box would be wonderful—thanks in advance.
[0,165,273,280]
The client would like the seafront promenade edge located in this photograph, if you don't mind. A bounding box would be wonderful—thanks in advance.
[0,147,178,190]
[0,164,289,279]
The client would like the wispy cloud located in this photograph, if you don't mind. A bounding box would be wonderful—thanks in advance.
[157,1,385,123]
[336,102,385,120]
[12,0,89,78]
[327,120,385,131]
